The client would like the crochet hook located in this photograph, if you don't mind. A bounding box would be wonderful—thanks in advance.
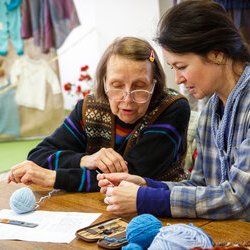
[96,170,115,187]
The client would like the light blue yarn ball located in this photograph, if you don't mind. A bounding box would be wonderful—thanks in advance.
[148,223,214,250]
[9,187,36,214]
[122,243,143,250]
[126,214,162,249]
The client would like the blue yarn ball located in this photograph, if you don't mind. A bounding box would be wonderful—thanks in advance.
[9,187,36,214]
[126,214,162,249]
[122,243,143,250]
[148,223,214,250]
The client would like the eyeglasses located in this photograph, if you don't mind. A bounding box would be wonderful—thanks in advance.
[105,81,156,103]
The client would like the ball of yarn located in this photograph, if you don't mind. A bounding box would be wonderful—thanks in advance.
[126,214,162,249]
[122,243,143,250]
[9,187,36,214]
[148,223,214,250]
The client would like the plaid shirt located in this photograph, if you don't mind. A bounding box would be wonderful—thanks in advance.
[165,66,250,221]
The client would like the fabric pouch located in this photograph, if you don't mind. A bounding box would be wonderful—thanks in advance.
[76,217,128,249]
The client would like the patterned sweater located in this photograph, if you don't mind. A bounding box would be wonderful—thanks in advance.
[28,90,190,192]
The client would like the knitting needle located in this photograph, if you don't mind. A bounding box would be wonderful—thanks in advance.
[96,170,115,187]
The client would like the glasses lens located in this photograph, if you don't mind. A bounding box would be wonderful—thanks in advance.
[107,89,124,101]
[106,89,152,103]
[132,90,150,103]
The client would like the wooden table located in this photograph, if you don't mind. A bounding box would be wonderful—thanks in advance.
[0,182,249,249]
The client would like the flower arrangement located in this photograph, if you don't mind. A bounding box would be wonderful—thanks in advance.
[63,65,94,101]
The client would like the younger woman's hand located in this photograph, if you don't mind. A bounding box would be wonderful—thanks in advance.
[103,181,139,216]
[97,172,146,194]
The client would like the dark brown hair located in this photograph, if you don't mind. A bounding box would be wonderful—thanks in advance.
[156,0,250,63]
[95,37,167,105]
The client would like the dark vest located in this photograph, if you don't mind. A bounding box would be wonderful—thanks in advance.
[82,89,187,181]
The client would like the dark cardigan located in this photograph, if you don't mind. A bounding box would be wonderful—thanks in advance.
[28,90,190,192]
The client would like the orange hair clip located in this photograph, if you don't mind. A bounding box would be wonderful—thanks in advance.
[149,50,155,62]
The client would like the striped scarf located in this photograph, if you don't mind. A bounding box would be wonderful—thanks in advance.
[211,65,250,183]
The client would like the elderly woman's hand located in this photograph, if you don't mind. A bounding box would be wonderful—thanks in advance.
[80,148,128,173]
[7,160,56,187]
[104,181,140,216]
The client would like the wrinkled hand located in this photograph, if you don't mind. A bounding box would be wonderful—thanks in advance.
[80,148,128,173]
[104,181,139,216]
[7,160,56,188]
[97,172,146,194]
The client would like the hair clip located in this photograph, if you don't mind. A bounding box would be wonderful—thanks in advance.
[149,50,155,62]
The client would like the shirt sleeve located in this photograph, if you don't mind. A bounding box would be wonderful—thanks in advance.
[10,59,22,86]
[125,98,190,179]
[27,99,98,192]
[144,177,169,189]
[164,126,250,220]
[137,187,171,217]
[45,61,61,94]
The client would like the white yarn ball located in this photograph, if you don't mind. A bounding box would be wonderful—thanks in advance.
[148,224,214,250]
[9,187,36,214]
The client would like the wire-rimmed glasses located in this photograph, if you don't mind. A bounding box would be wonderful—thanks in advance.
[105,81,156,103]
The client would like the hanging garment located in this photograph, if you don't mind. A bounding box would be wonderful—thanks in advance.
[0,77,10,91]
[0,0,24,56]
[0,87,20,137]
[21,0,80,53]
[10,55,61,110]
[214,0,250,44]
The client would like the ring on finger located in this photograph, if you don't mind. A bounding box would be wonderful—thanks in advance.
[104,197,111,205]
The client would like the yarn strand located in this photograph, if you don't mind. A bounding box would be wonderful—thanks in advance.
[34,189,60,209]
[10,187,60,214]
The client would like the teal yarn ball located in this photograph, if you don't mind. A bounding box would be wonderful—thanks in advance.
[126,214,162,249]
[148,224,214,250]
[122,243,143,250]
[9,187,36,214]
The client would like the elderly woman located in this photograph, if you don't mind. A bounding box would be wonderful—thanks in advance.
[8,37,190,192]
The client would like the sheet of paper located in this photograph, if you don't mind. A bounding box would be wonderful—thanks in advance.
[0,209,101,243]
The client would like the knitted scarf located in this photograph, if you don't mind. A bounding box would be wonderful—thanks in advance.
[211,65,250,183]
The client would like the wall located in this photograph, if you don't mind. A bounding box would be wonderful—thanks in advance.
[158,0,176,90]
[58,0,176,110]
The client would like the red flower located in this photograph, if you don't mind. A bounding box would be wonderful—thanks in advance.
[79,74,92,81]
[64,82,72,91]
[76,85,82,93]
[78,74,86,81]
[86,74,92,80]
[82,89,91,97]
[81,65,89,71]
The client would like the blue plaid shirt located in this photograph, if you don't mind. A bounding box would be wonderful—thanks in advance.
[165,66,250,221]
